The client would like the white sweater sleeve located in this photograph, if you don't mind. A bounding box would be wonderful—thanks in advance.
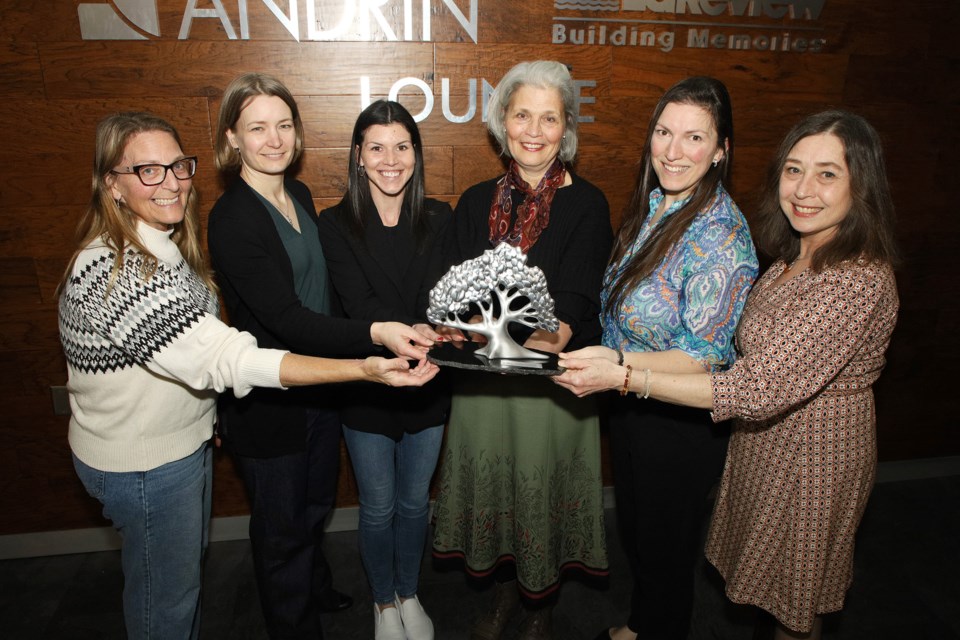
[61,248,286,398]
[150,315,286,397]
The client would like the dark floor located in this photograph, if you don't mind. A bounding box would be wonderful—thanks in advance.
[1,474,958,639]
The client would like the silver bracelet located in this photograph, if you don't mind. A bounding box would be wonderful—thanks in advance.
[641,368,652,399]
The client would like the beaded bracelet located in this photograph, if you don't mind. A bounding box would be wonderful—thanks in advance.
[620,364,633,396]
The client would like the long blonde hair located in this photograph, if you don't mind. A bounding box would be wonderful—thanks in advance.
[60,112,215,296]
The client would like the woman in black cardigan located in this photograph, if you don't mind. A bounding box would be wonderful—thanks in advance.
[207,74,433,640]
[318,100,450,640]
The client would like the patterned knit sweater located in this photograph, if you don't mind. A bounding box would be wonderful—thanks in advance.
[59,222,287,473]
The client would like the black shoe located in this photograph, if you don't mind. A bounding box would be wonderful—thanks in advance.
[318,590,354,613]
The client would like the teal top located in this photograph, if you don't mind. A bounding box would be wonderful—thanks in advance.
[255,190,331,315]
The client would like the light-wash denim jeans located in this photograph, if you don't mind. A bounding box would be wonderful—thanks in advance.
[73,442,212,640]
[342,424,444,605]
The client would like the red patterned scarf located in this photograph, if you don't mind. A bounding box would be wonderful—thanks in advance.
[488,158,566,253]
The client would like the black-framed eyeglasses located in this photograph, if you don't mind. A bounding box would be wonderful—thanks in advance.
[111,157,198,186]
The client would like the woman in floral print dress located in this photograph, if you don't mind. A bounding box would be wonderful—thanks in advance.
[557,110,900,640]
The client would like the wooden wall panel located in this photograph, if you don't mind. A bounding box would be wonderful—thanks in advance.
[451,143,504,195]
[290,96,368,146]
[843,54,959,105]
[39,41,438,98]
[0,305,59,353]
[0,348,66,397]
[0,0,956,536]
[0,207,82,260]
[0,43,44,98]
[0,3,79,41]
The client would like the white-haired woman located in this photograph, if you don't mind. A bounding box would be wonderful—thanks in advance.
[431,60,613,640]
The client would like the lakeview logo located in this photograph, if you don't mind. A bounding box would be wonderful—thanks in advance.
[555,0,620,10]
[552,0,828,53]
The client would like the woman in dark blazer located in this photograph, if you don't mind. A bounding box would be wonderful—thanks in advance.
[207,74,433,640]
[318,100,450,640]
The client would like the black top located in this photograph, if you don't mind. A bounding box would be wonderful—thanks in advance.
[447,173,613,351]
[318,197,453,439]
[207,177,375,457]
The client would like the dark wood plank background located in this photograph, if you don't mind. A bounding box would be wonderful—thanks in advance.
[0,0,956,535]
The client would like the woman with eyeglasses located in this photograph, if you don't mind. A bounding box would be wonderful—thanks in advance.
[58,111,438,640]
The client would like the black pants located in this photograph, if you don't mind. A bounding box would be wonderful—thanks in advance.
[235,408,341,640]
[609,398,729,640]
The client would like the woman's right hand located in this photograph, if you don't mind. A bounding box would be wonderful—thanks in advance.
[553,356,621,397]
[370,321,434,360]
[362,356,439,387]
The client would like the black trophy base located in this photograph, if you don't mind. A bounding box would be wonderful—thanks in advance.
[427,341,564,376]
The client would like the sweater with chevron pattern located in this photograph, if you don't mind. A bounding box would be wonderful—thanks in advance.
[59,222,286,473]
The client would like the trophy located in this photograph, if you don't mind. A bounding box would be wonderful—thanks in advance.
[426,243,563,374]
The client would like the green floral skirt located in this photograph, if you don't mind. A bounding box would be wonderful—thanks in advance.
[432,371,608,596]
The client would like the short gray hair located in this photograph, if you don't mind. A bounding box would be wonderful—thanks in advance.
[487,60,579,163]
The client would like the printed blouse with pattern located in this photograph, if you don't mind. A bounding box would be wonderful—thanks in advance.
[601,185,758,371]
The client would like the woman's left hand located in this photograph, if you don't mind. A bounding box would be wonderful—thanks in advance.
[553,355,622,397]
[363,356,439,387]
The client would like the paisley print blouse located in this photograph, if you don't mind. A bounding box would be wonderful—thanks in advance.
[601,185,758,371]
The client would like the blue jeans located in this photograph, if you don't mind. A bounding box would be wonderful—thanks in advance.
[342,424,444,605]
[73,442,212,640]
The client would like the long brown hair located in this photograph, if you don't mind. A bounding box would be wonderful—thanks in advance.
[754,110,899,270]
[343,100,429,251]
[605,77,733,316]
[60,112,214,296]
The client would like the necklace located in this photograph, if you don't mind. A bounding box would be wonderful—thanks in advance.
[268,193,296,227]
[279,200,295,226]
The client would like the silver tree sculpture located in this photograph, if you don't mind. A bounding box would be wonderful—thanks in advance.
[428,243,559,361]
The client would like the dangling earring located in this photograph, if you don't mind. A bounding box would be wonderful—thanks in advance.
[357,165,366,176]
[115,196,123,208]
[712,158,719,167]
